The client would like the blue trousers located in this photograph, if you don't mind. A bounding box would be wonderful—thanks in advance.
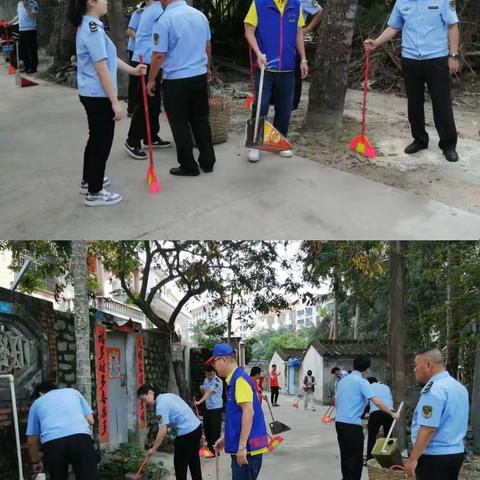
[251,70,295,137]
[231,454,263,480]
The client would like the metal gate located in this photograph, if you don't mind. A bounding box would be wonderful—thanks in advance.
[107,332,128,445]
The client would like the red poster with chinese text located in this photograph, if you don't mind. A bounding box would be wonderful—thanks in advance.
[136,335,146,429]
[95,325,109,443]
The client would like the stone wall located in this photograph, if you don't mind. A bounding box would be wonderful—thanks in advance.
[142,330,171,448]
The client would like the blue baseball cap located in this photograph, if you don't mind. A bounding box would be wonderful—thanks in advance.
[204,344,235,365]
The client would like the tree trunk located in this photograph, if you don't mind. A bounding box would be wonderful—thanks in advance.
[171,332,191,401]
[446,243,459,378]
[472,318,480,454]
[353,301,360,340]
[72,240,92,404]
[49,1,77,69]
[106,0,128,98]
[307,0,359,130]
[388,241,408,450]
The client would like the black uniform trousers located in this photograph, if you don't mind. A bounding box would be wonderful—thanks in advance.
[127,51,140,115]
[174,424,203,480]
[204,407,222,453]
[366,411,393,460]
[127,63,162,148]
[162,73,216,173]
[80,96,115,194]
[19,29,38,72]
[402,56,457,151]
[335,421,364,480]
[270,386,279,405]
[42,433,98,480]
[416,453,465,480]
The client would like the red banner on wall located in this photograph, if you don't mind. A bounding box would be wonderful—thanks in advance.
[135,335,146,429]
[95,325,109,443]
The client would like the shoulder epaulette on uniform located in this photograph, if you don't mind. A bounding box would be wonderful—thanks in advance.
[136,8,144,14]
[422,380,433,394]
[89,21,98,32]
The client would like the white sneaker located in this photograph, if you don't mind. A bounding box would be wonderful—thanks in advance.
[279,150,293,158]
[248,148,260,162]
[80,177,111,194]
[84,189,123,207]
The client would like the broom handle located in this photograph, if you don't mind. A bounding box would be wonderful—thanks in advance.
[134,452,152,480]
[265,396,276,423]
[139,53,154,169]
[381,401,404,453]
[253,62,266,143]
[361,49,370,138]
[215,452,219,480]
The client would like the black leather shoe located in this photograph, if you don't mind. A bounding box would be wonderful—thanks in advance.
[404,141,428,154]
[169,167,200,176]
[200,166,214,173]
[443,149,459,162]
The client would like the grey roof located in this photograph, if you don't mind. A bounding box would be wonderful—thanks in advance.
[309,339,387,357]
[274,347,307,361]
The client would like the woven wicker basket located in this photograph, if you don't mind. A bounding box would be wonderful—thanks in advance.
[209,94,230,145]
[367,459,406,480]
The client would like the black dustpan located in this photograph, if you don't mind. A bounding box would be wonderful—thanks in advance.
[266,397,291,435]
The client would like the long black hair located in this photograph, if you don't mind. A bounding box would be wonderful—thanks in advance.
[67,0,89,27]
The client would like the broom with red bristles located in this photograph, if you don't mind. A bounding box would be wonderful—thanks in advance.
[192,396,216,458]
[350,49,376,159]
[139,53,161,194]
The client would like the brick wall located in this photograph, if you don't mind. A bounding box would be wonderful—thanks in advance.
[0,288,76,479]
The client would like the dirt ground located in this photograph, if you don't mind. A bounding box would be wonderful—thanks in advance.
[219,75,480,215]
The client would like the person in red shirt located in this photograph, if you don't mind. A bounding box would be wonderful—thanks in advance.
[250,366,266,404]
[270,364,281,406]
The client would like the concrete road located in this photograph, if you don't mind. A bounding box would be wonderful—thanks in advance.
[157,395,367,480]
[1,60,480,240]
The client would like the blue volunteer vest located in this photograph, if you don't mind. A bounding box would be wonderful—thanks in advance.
[254,0,301,71]
[225,368,269,454]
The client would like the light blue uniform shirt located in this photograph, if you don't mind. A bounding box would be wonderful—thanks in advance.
[300,0,322,17]
[388,0,459,60]
[26,388,93,444]
[132,1,164,64]
[203,376,224,410]
[152,1,211,80]
[18,1,38,31]
[336,370,375,425]
[127,8,144,53]
[369,383,393,413]
[155,393,201,437]
[76,16,118,97]
[411,371,468,455]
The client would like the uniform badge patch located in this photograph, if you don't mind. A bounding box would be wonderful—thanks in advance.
[422,406,433,418]
[153,33,159,46]
[136,8,144,14]
[89,21,98,33]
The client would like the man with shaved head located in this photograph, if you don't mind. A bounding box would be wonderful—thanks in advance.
[405,348,468,479]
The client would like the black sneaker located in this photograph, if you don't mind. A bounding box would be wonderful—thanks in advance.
[144,137,172,149]
[124,141,148,160]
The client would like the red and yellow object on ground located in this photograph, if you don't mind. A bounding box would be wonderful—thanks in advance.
[139,53,160,194]
[350,49,376,159]
[267,433,284,451]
